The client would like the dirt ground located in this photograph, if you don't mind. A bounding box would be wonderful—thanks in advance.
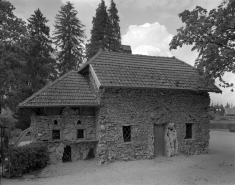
[3,130,235,185]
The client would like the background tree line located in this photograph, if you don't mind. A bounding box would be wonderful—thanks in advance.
[0,0,121,130]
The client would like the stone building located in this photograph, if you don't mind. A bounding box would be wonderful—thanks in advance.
[18,47,221,164]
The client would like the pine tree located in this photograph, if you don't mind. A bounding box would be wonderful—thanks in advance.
[86,0,109,59]
[27,8,57,94]
[106,0,121,51]
[53,2,86,75]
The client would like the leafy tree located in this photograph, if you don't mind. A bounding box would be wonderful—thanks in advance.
[86,0,109,59]
[53,1,86,75]
[169,0,235,90]
[0,0,28,110]
[105,0,121,52]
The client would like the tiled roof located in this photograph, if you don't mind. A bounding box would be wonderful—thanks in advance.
[82,50,221,93]
[18,71,99,108]
[225,108,235,115]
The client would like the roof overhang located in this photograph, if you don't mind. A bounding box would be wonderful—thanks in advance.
[99,85,222,93]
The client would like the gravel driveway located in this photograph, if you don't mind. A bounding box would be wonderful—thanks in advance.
[3,130,235,185]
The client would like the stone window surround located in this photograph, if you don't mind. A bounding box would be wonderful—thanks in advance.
[184,122,195,140]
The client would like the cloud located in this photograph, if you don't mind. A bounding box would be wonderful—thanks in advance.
[116,0,222,11]
[61,0,111,7]
[122,22,173,57]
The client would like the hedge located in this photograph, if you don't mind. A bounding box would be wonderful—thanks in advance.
[6,142,49,177]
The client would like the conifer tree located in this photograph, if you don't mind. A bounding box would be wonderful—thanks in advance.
[86,0,109,59]
[27,8,57,94]
[86,0,121,59]
[53,2,86,75]
[106,0,121,51]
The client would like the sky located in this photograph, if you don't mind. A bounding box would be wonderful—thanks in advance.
[9,0,235,106]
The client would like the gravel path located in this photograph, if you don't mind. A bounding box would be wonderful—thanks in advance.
[3,130,235,185]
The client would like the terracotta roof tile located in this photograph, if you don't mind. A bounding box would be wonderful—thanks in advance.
[86,51,221,92]
[18,71,99,108]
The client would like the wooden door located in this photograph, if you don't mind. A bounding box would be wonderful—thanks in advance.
[154,124,165,156]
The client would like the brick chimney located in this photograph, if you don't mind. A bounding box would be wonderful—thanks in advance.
[120,45,132,54]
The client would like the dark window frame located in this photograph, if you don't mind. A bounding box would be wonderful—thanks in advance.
[52,129,61,140]
[77,129,85,139]
[185,123,193,139]
[123,125,131,142]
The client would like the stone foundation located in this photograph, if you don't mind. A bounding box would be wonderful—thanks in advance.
[47,141,97,164]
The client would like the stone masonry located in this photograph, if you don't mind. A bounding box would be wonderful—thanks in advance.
[31,107,97,164]
[96,88,210,163]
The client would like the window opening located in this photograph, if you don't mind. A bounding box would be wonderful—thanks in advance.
[77,120,81,125]
[54,120,58,125]
[77,129,84,139]
[185,123,192,139]
[123,126,131,142]
[52,130,61,140]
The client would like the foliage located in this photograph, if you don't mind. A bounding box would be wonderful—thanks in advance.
[26,8,57,94]
[208,111,216,120]
[53,1,86,75]
[0,0,28,109]
[169,0,235,90]
[86,0,121,59]
[6,142,49,177]
[105,0,121,52]
[86,0,109,59]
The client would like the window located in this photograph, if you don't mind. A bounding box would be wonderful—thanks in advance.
[77,129,85,139]
[77,120,81,125]
[185,123,193,139]
[123,126,131,142]
[52,130,61,140]
[54,120,58,125]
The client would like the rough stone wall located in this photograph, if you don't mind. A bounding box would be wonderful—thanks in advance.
[31,107,97,163]
[47,141,97,164]
[97,88,210,163]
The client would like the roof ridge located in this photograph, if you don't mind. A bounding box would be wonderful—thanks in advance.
[174,57,196,70]
[93,62,196,72]
[78,49,104,73]
[18,71,75,107]
[102,50,177,59]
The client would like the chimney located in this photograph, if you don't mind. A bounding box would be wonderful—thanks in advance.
[120,45,132,54]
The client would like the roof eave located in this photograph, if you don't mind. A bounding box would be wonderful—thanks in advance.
[99,85,221,93]
[17,104,100,109]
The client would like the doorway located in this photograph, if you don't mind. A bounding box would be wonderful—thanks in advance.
[154,124,165,156]
[62,145,71,162]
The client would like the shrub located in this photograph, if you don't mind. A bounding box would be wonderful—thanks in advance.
[6,142,49,177]
[208,111,216,120]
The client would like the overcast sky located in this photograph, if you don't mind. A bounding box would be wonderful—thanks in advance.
[9,0,235,106]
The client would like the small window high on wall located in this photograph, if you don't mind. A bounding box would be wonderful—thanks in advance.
[185,123,193,139]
